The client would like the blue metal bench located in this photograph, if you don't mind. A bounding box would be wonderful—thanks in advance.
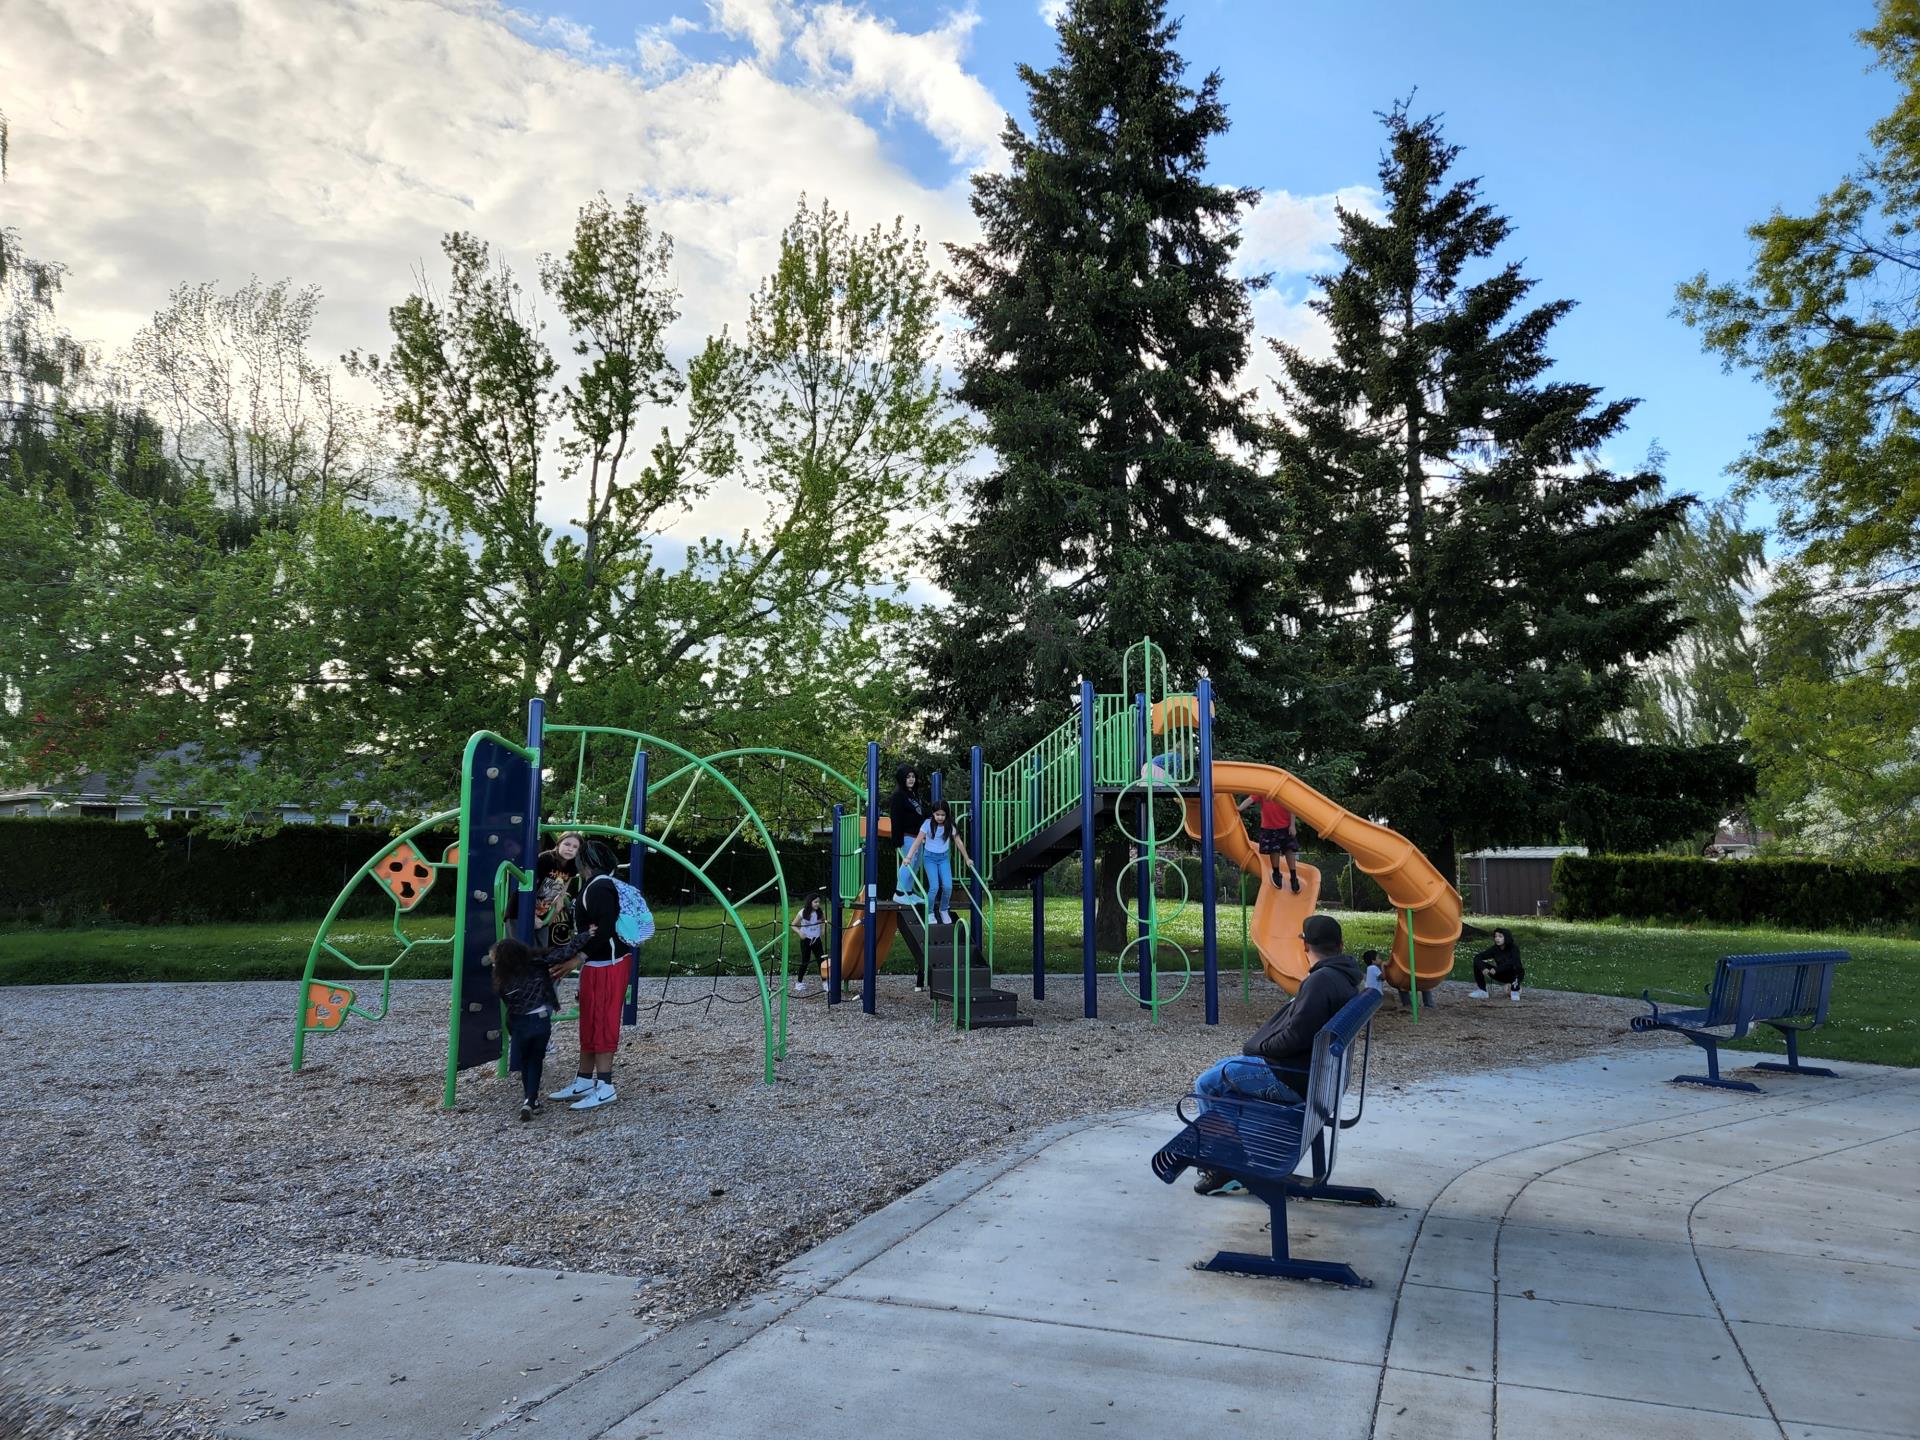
[1150,989,1389,1287]
[1632,950,1850,1092]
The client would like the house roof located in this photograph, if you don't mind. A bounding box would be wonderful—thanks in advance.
[0,745,372,810]
[1461,846,1588,861]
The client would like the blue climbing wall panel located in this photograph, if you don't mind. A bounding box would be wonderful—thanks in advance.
[453,736,536,1072]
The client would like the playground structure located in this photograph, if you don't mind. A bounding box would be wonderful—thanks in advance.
[291,638,1460,1104]
[830,639,1460,1025]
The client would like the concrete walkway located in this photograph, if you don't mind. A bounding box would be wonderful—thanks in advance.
[28,1046,1920,1438]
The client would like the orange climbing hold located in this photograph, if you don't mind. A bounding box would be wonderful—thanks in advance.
[373,841,436,910]
[304,981,355,1031]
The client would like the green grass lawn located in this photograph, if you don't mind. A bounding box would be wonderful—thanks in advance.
[2,902,1912,1066]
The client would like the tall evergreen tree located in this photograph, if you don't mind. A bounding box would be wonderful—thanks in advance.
[924,0,1290,942]
[1272,107,1745,874]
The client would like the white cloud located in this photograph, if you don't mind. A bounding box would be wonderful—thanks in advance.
[1239,185,1378,277]
[793,4,1006,169]
[706,0,796,61]
[1038,0,1067,25]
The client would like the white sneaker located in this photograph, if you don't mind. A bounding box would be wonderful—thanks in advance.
[1509,989,1521,1001]
[1468,989,1488,999]
[570,1081,617,1110]
[792,980,808,995]
[548,1076,593,1100]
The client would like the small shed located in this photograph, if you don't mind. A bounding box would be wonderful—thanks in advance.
[1461,846,1587,917]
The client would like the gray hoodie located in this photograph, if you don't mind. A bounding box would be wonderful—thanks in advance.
[1242,952,1364,1075]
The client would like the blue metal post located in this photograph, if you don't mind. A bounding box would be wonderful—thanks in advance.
[968,745,987,964]
[623,749,648,1025]
[828,802,844,1006]
[1032,873,1045,999]
[1135,692,1153,1010]
[515,698,545,947]
[1079,679,1097,1019]
[863,741,880,1015]
[1197,677,1219,1026]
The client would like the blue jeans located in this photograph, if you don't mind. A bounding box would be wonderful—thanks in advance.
[1193,1056,1302,1112]
[508,1012,552,1103]
[922,850,954,913]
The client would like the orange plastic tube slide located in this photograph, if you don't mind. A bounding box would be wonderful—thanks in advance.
[1183,762,1460,995]
[827,816,906,983]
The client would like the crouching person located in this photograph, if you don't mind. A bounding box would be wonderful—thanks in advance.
[1190,913,1363,1196]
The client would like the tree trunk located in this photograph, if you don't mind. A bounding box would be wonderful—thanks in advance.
[1093,827,1132,953]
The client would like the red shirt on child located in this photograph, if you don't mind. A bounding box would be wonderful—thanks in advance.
[1258,799,1293,830]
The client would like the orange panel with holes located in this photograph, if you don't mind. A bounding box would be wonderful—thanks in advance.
[373,841,436,910]
[304,981,355,1031]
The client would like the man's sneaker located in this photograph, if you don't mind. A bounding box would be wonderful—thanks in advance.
[570,1081,617,1111]
[1193,1169,1244,1197]
[1469,989,1489,999]
[548,1076,594,1101]
[519,1099,534,1122]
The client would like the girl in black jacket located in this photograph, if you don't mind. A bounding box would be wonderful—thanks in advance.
[888,765,926,900]
[1468,928,1524,1000]
[491,926,596,1120]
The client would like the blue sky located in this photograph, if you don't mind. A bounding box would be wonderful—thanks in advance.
[534,0,1889,515]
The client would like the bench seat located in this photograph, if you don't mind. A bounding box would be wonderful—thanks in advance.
[1151,988,1389,1286]
[1632,950,1850,1092]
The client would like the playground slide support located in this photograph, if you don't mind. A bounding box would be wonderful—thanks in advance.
[968,745,987,966]
[1079,678,1097,1019]
[1197,675,1219,1025]
[623,748,648,1026]
[1032,873,1045,999]
[863,741,880,1015]
[1134,692,1153,1011]
[828,803,845,1005]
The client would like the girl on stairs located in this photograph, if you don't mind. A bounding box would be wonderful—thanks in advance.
[903,801,968,926]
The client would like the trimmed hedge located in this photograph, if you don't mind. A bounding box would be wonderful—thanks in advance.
[0,817,459,926]
[1553,853,1920,930]
[0,818,832,927]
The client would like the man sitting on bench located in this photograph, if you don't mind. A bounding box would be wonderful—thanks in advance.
[1190,913,1363,1196]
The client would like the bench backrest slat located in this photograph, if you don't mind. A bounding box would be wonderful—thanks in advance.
[1304,989,1383,1155]
[1722,950,1849,1028]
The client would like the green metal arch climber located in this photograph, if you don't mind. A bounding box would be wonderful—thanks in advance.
[292,709,809,1106]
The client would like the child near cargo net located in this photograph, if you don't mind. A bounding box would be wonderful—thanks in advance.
[547,840,655,1111]
[490,924,597,1121]
[790,893,827,995]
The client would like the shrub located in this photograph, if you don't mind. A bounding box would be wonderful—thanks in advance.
[0,818,832,927]
[1553,853,1920,930]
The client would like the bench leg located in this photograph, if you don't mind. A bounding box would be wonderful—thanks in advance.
[1201,1181,1370,1288]
[1752,1028,1838,1078]
[1284,1179,1392,1207]
[1672,1032,1761,1094]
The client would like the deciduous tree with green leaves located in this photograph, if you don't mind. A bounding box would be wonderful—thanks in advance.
[2,189,967,832]
[1616,492,1766,750]
[1677,0,1920,857]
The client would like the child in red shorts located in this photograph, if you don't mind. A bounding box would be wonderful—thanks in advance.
[547,841,630,1111]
